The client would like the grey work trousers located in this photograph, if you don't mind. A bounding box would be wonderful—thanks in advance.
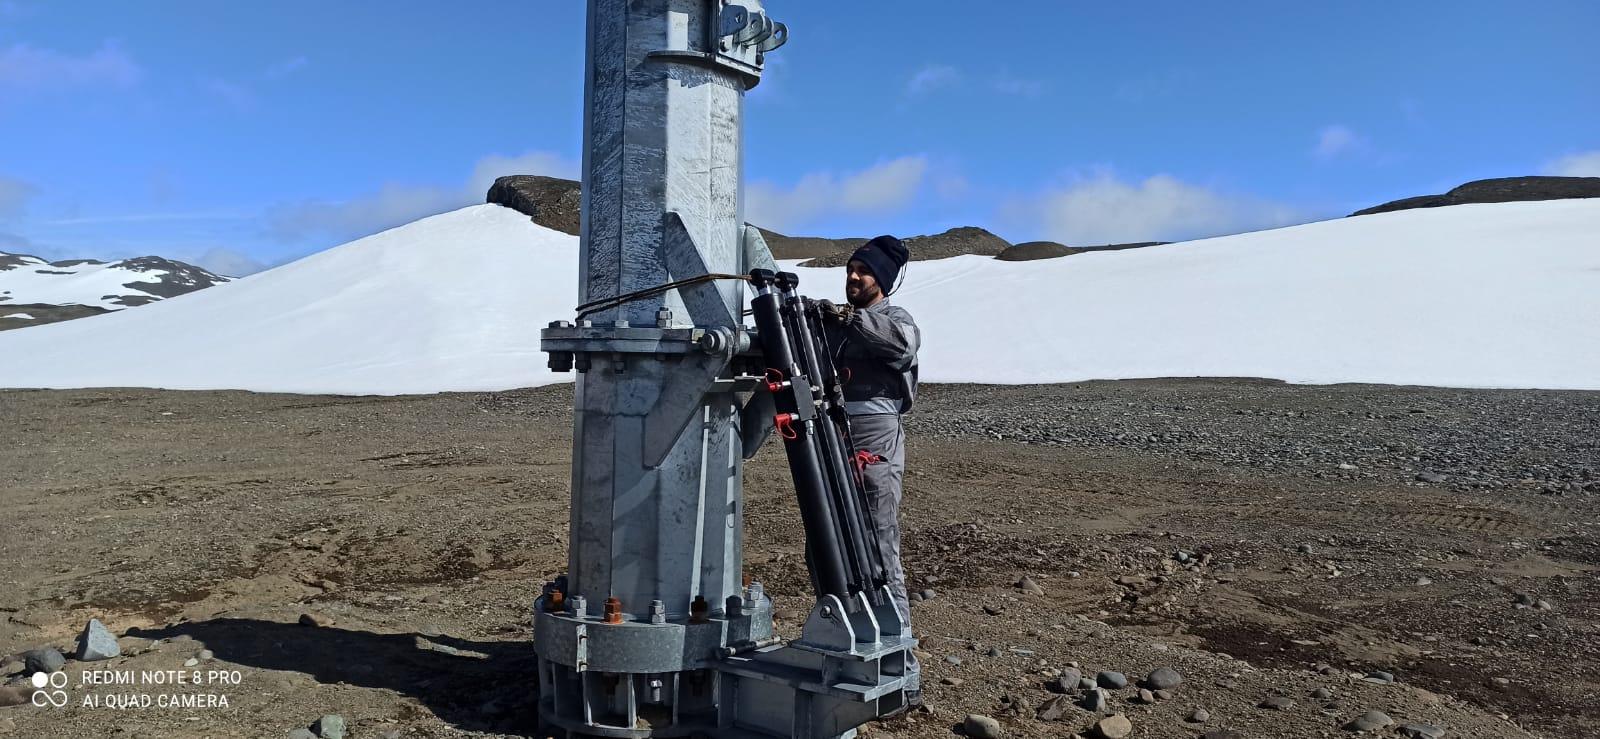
[849,411,919,690]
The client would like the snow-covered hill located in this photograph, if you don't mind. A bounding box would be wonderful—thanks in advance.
[0,200,1595,394]
[0,251,231,329]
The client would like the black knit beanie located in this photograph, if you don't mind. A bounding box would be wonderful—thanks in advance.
[849,235,909,293]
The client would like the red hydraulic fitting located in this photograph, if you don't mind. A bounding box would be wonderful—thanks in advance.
[774,413,799,440]
[603,596,623,624]
[546,588,566,613]
[763,368,791,393]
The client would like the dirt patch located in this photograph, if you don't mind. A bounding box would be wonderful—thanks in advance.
[0,380,1593,738]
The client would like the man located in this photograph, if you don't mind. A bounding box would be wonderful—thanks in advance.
[818,234,921,703]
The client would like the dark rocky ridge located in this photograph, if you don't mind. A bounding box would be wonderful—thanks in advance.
[0,303,113,331]
[998,241,1171,261]
[1351,176,1600,217]
[486,175,582,236]
[0,251,230,331]
[486,175,1104,264]
[798,226,1011,267]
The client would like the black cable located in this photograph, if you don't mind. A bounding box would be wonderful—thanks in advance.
[574,273,751,320]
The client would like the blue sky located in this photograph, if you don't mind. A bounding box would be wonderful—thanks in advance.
[1,1,1596,275]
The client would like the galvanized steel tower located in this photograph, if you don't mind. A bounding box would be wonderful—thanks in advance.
[536,2,914,736]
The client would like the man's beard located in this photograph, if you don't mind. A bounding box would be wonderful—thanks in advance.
[846,284,879,308]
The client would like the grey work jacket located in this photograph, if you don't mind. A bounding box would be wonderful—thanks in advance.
[824,299,920,416]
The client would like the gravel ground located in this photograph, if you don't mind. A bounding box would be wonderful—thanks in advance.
[0,379,1595,739]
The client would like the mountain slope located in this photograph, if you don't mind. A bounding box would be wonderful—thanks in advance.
[0,199,1595,394]
[0,251,231,330]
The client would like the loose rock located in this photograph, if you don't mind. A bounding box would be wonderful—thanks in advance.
[314,714,346,739]
[1363,671,1395,685]
[945,655,963,666]
[942,677,964,687]
[1259,696,1296,710]
[1344,710,1393,732]
[1036,695,1072,722]
[963,714,1003,739]
[0,662,21,677]
[1017,576,1045,595]
[1078,688,1110,712]
[1143,666,1183,690]
[286,730,317,739]
[1092,713,1133,739]
[1188,707,1210,723]
[1312,687,1334,700]
[77,619,120,661]
[1153,689,1173,701]
[1096,671,1128,689]
[22,647,64,674]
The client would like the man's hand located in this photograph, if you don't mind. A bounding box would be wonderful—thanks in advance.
[817,299,856,325]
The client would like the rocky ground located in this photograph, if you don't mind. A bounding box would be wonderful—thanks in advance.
[1,379,1595,738]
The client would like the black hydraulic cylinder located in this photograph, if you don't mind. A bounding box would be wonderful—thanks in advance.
[777,282,883,594]
[748,270,851,600]
[803,298,889,589]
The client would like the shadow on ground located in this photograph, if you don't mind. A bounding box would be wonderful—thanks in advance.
[130,619,540,736]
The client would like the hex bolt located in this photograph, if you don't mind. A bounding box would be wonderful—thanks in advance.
[603,596,624,624]
[648,599,666,625]
[570,595,588,619]
[747,581,765,604]
[725,595,744,618]
[690,595,710,624]
[612,320,631,328]
[656,307,673,328]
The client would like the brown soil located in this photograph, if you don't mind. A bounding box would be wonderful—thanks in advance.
[1,380,1594,738]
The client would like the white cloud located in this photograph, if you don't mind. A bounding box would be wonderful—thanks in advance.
[267,184,463,243]
[0,40,141,92]
[202,77,256,111]
[467,151,579,198]
[267,150,577,243]
[905,64,959,96]
[0,229,35,252]
[190,247,267,277]
[265,56,309,80]
[1313,125,1365,160]
[1018,172,1305,245]
[1543,150,1600,177]
[990,71,1043,97]
[0,175,35,217]
[747,156,930,232]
